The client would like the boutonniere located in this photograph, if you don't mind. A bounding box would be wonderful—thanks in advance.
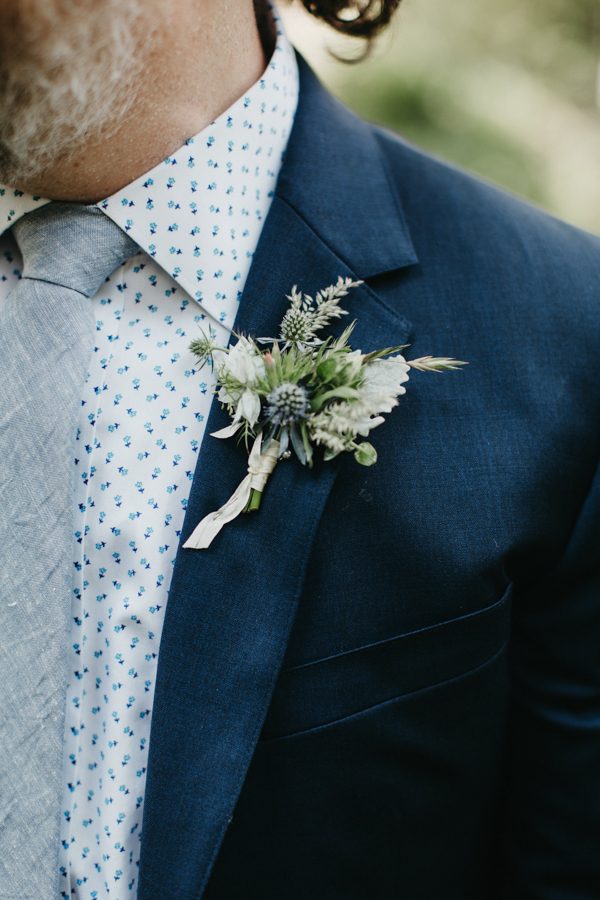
[183,277,466,549]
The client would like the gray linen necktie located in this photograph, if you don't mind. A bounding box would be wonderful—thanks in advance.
[0,203,139,898]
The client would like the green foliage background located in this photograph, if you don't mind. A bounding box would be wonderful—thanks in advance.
[283,0,600,234]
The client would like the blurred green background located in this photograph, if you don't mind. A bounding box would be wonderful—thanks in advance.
[281,0,600,235]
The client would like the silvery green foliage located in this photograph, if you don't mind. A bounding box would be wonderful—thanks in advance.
[309,356,410,462]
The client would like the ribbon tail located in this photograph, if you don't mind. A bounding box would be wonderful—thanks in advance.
[183,433,280,550]
[182,472,253,549]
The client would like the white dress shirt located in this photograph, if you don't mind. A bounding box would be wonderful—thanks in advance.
[0,5,298,897]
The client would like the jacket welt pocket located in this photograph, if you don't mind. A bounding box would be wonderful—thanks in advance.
[260,585,512,741]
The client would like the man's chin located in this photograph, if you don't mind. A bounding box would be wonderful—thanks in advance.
[0,0,149,189]
[0,104,132,191]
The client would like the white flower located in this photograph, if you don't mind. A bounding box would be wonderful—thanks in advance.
[235,388,261,427]
[214,337,265,421]
[308,356,409,457]
[217,384,238,406]
[351,409,385,437]
[217,336,265,385]
[211,421,243,440]
[309,426,347,457]
[310,402,384,449]
[357,356,410,415]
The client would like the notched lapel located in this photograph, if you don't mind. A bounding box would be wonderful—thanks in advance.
[139,196,415,898]
[139,56,418,900]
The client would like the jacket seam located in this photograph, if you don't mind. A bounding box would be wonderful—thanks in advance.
[281,582,512,674]
[262,640,508,743]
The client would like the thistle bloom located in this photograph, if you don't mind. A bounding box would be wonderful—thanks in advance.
[265,382,310,427]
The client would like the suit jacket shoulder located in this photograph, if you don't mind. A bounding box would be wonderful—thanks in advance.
[373,123,600,358]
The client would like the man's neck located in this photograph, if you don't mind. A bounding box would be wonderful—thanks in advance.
[15,0,268,204]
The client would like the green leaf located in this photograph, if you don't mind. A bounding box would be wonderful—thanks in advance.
[331,321,357,349]
[362,345,410,363]
[290,424,308,465]
[301,422,314,468]
[311,385,360,412]
[316,357,339,382]
[354,442,378,466]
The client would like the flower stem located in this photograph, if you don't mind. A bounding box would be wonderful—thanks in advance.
[244,488,263,513]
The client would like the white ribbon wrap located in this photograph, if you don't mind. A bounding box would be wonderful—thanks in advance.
[183,433,280,550]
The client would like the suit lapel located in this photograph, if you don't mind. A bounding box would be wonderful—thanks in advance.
[138,56,418,899]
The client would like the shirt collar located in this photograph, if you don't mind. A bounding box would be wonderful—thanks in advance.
[0,188,49,232]
[0,2,298,320]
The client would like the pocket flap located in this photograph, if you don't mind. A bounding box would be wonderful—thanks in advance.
[261,586,512,740]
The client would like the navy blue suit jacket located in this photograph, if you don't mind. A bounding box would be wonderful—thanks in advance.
[137,56,600,899]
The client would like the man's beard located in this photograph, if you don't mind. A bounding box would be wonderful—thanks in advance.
[0,0,151,186]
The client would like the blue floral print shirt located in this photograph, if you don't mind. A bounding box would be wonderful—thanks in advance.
[0,6,298,897]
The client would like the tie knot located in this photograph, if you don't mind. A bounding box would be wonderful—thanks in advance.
[12,202,140,298]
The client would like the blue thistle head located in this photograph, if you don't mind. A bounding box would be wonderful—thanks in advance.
[265,382,310,427]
